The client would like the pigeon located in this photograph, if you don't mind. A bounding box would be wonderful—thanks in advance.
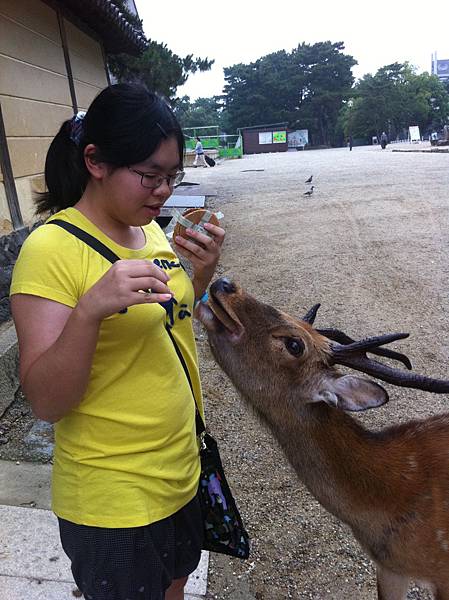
[303,186,314,197]
[305,175,313,184]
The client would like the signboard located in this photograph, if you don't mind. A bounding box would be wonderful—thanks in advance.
[288,129,309,147]
[436,59,449,77]
[273,131,287,144]
[258,132,272,145]
[409,126,421,142]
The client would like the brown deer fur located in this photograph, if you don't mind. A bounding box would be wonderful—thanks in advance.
[196,278,449,600]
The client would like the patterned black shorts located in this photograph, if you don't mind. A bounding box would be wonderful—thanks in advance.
[58,493,203,600]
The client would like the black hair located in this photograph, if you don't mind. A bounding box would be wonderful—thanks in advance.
[36,83,185,214]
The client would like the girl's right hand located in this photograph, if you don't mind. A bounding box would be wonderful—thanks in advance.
[77,259,172,322]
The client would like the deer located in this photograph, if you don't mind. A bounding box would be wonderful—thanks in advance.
[196,277,449,600]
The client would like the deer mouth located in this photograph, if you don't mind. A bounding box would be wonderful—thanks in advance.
[196,290,244,342]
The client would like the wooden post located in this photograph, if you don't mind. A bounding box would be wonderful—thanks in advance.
[0,101,23,230]
[101,43,112,86]
[57,10,78,113]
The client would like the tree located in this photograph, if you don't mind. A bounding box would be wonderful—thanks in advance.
[222,42,356,145]
[107,2,213,101]
[174,96,223,129]
[291,42,356,146]
[108,42,214,100]
[111,0,144,31]
[340,63,449,142]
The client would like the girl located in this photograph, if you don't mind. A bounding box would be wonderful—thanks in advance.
[10,83,225,600]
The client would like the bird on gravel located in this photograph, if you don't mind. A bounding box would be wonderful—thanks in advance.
[303,186,314,197]
[305,175,313,183]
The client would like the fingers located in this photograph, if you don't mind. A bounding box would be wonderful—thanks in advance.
[80,259,176,320]
[131,276,172,296]
[175,236,208,257]
[174,224,225,257]
[131,289,172,305]
[203,222,225,245]
[182,223,225,248]
[103,260,173,311]
[110,260,172,293]
[122,260,170,283]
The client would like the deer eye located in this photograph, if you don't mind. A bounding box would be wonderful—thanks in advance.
[284,338,304,356]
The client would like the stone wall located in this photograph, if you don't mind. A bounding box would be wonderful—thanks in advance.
[0,224,38,418]
[0,225,34,324]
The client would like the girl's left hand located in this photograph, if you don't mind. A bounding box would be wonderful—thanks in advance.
[174,221,225,283]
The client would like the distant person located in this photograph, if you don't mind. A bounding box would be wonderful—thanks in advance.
[380,131,388,149]
[193,136,208,168]
[348,135,353,151]
[430,131,438,146]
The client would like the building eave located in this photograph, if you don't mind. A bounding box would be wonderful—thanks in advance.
[46,0,148,56]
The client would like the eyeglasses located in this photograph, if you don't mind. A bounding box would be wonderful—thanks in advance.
[128,168,185,190]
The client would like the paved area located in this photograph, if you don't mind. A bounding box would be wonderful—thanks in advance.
[390,140,449,152]
[0,460,209,599]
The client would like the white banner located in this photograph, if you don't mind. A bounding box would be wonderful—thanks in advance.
[409,126,421,142]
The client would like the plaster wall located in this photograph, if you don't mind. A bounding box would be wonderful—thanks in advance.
[0,0,107,231]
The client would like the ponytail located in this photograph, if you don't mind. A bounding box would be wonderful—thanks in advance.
[35,119,88,215]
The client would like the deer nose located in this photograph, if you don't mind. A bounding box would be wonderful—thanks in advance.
[211,277,236,296]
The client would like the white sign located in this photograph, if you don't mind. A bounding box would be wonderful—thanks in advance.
[258,132,272,145]
[288,129,309,147]
[409,126,421,142]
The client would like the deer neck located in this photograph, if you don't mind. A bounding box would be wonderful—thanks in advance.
[256,397,404,528]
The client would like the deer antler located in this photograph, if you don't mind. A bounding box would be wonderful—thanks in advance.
[301,305,412,369]
[302,303,321,324]
[330,333,449,393]
[318,328,412,370]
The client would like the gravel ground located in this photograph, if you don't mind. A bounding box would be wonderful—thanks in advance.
[0,390,38,462]
[189,143,449,599]
[2,142,448,599]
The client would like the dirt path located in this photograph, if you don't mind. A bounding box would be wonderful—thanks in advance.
[191,145,449,599]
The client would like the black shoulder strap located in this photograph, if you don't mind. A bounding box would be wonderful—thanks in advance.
[48,219,121,264]
[165,324,206,435]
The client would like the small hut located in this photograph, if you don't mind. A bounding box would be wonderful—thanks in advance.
[238,123,288,155]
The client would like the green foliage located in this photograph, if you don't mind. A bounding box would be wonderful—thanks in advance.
[111,0,144,31]
[340,62,449,142]
[108,42,214,100]
[174,96,224,129]
[222,41,356,145]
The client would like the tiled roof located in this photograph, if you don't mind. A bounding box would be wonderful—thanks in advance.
[58,0,148,55]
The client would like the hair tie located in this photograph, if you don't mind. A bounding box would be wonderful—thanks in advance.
[69,111,86,146]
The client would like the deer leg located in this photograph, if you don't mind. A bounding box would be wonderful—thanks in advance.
[376,565,409,600]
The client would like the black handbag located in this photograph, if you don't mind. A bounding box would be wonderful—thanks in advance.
[49,218,250,559]
[196,414,250,559]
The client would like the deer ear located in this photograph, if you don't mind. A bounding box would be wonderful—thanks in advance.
[312,375,389,412]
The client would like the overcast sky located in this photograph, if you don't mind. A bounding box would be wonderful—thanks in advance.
[135,0,449,100]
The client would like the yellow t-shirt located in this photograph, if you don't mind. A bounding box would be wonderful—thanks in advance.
[10,207,203,527]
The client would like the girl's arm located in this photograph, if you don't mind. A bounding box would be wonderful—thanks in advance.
[12,295,100,423]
